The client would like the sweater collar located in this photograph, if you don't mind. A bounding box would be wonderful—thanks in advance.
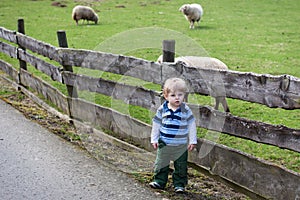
[163,101,187,113]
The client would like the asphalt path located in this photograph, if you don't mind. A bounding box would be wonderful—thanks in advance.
[0,100,161,200]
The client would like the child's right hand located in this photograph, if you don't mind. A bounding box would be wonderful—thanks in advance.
[152,143,158,149]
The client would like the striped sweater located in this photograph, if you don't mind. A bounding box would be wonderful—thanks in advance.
[151,101,197,146]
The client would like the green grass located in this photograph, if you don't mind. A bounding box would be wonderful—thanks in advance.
[1,0,299,77]
[0,0,299,172]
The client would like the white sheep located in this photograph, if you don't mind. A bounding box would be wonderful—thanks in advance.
[72,5,99,25]
[157,55,230,112]
[179,4,203,29]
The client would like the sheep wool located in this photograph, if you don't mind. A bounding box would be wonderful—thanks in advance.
[72,5,99,25]
[157,55,230,112]
[179,4,203,29]
[175,56,228,70]
[157,56,227,70]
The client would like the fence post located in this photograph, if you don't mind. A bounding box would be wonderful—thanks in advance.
[160,40,176,103]
[17,19,27,71]
[161,40,189,102]
[162,40,175,62]
[57,30,78,99]
[57,30,78,118]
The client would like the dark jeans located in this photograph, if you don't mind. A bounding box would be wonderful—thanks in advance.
[153,140,188,188]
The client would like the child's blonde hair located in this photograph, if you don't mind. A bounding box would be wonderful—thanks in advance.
[163,77,187,97]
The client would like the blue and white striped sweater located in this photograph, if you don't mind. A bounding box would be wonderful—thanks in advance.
[153,101,195,146]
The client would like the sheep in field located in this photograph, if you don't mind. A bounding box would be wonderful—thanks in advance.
[72,5,99,25]
[179,3,203,29]
[157,55,230,112]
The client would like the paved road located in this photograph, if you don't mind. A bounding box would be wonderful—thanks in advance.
[0,100,161,200]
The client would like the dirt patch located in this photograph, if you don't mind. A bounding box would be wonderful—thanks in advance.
[0,76,250,200]
[51,1,67,7]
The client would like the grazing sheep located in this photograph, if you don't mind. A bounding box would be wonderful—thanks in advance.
[175,56,228,70]
[157,55,230,112]
[157,55,227,70]
[179,3,203,29]
[72,5,99,25]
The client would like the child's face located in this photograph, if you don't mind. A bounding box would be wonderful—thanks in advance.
[164,90,185,110]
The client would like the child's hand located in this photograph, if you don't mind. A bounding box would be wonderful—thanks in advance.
[188,144,196,151]
[152,143,158,149]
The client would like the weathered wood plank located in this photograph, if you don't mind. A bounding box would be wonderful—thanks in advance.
[189,139,300,199]
[19,69,69,114]
[62,71,161,111]
[163,63,300,109]
[0,41,17,58]
[57,48,162,84]
[57,48,300,109]
[0,59,19,83]
[16,33,59,61]
[69,98,153,151]
[18,49,62,82]
[0,27,17,43]
[223,71,300,109]
[189,104,300,153]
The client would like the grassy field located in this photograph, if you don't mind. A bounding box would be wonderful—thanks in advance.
[0,0,299,172]
[1,0,299,76]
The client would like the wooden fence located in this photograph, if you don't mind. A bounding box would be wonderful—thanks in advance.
[1,20,300,199]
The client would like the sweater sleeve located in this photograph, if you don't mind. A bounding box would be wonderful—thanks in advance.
[188,120,197,144]
[151,121,160,143]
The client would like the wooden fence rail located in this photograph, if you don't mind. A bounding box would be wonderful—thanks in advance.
[2,25,300,109]
[0,23,300,199]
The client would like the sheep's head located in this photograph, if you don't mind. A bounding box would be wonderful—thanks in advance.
[179,4,190,15]
[93,14,99,24]
[157,55,163,63]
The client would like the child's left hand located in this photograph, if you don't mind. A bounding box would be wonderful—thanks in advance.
[188,144,196,151]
